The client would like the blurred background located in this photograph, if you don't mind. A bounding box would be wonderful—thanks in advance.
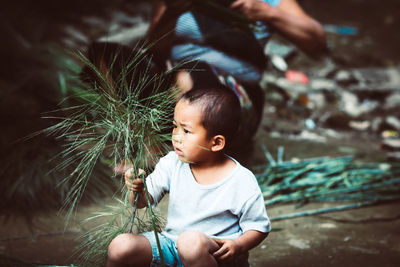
[1,0,400,266]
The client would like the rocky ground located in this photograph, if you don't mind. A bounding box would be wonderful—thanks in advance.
[1,0,400,266]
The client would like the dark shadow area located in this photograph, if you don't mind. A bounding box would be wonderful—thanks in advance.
[1,0,400,266]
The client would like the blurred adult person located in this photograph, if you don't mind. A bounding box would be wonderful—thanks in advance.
[147,0,325,84]
[146,0,326,141]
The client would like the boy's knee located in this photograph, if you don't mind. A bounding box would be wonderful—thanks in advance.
[108,234,132,262]
[108,233,149,264]
[177,231,210,261]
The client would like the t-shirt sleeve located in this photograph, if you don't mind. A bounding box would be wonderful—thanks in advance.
[146,152,174,205]
[239,190,271,234]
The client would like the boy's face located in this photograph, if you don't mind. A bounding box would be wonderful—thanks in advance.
[172,99,213,164]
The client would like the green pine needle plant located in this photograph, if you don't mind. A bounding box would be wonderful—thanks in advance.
[76,195,166,266]
[42,42,181,266]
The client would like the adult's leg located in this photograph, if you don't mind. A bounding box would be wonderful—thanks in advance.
[174,60,223,98]
[171,43,262,85]
[175,70,194,96]
[107,233,153,267]
[177,231,220,267]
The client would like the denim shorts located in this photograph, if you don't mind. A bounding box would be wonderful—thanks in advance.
[171,43,262,85]
[141,232,183,267]
[141,232,250,267]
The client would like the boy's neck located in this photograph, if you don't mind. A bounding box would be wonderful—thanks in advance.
[190,152,236,185]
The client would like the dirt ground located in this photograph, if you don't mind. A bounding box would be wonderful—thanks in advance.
[1,122,399,267]
[251,202,400,267]
[1,177,400,267]
[1,0,400,266]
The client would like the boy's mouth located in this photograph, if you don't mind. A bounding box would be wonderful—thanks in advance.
[174,147,184,156]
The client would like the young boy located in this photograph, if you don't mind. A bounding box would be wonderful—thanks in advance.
[107,85,271,267]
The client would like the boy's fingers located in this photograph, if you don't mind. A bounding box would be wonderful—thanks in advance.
[217,253,231,263]
[125,168,134,179]
[125,168,146,191]
[138,168,146,177]
[125,168,146,178]
[131,184,143,191]
[132,178,145,190]
[213,238,223,245]
[132,178,144,185]
[127,183,144,192]
[125,177,144,191]
[125,180,132,189]
[213,243,228,258]
[125,168,146,181]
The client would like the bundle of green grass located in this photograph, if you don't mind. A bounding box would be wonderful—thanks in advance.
[39,42,179,266]
[255,146,400,221]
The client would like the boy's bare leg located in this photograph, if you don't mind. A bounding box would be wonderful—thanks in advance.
[107,233,153,267]
[177,231,220,267]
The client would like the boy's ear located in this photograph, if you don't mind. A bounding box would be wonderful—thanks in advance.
[210,135,226,152]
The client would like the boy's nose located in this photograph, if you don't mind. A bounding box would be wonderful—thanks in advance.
[172,133,183,143]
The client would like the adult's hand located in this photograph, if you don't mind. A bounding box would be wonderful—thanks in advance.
[231,0,273,22]
[232,0,326,56]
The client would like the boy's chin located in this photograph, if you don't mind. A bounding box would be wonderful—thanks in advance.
[177,155,194,164]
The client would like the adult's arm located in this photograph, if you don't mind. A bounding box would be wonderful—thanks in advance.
[146,1,167,38]
[231,0,326,56]
[146,0,192,38]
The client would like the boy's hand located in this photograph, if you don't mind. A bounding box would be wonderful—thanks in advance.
[212,238,241,263]
[125,168,146,193]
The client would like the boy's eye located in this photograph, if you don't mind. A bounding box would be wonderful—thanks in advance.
[184,129,190,134]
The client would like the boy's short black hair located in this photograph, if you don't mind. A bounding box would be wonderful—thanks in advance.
[180,85,241,146]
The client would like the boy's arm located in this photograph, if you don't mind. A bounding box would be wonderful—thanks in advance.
[235,230,269,252]
[128,190,154,209]
[213,230,269,263]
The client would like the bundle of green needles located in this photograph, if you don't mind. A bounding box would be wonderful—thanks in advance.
[255,146,400,221]
[44,43,178,266]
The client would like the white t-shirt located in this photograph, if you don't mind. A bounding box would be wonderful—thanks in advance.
[147,151,271,242]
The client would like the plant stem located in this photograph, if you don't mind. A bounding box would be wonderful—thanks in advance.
[143,177,166,267]
[129,193,140,233]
